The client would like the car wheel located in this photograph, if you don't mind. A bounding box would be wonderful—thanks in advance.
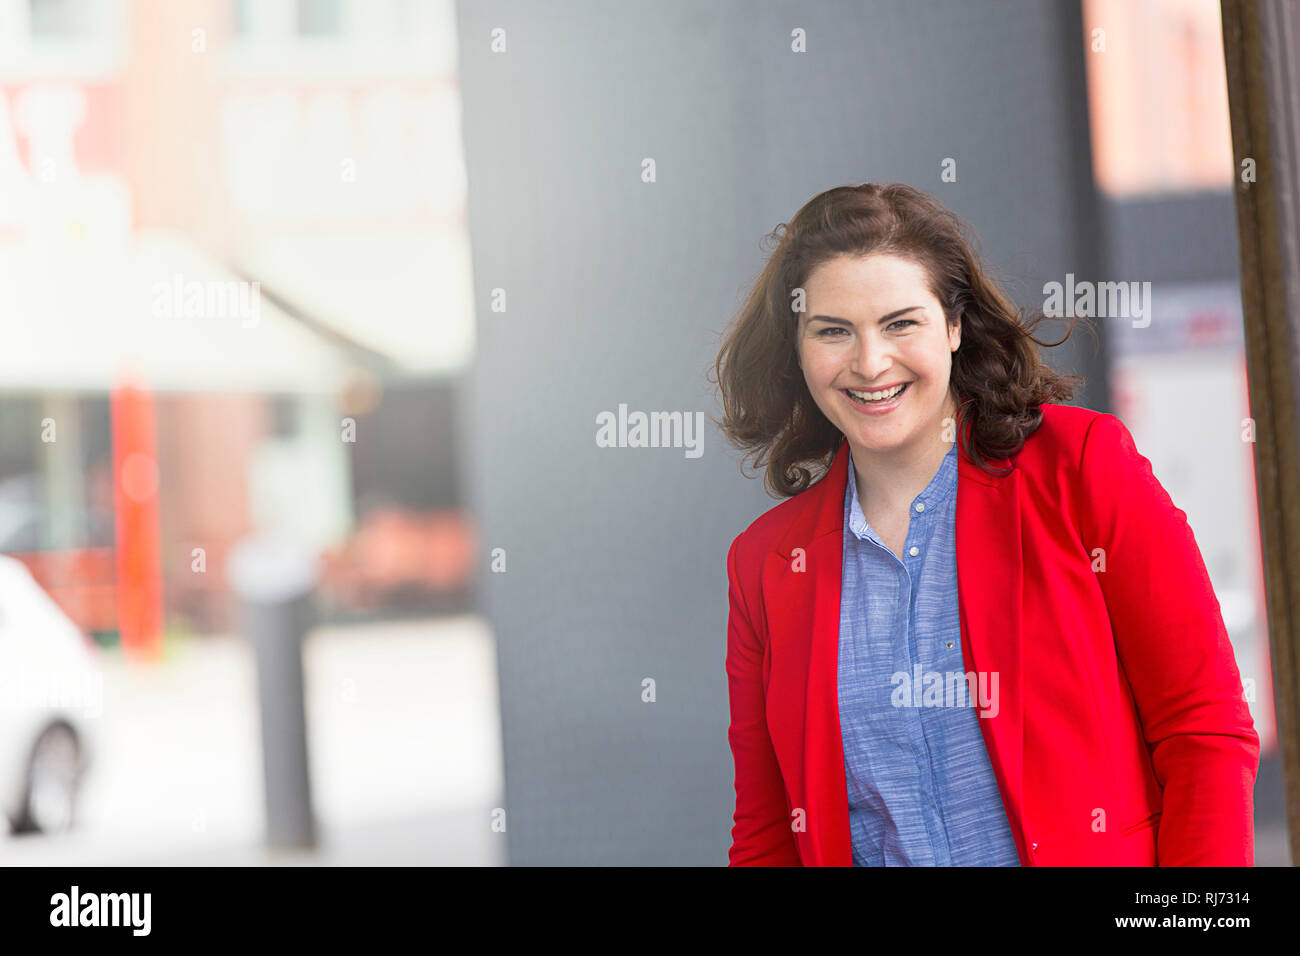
[13,723,82,835]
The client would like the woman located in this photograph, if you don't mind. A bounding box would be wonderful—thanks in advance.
[712,182,1258,866]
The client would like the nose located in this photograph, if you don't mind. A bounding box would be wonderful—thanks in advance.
[851,332,894,382]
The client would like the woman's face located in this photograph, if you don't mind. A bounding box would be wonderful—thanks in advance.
[796,252,961,460]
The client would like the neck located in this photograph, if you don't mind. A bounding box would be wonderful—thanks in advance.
[850,395,958,515]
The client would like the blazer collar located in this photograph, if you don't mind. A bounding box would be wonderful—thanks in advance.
[775,423,1001,561]
[760,423,1031,866]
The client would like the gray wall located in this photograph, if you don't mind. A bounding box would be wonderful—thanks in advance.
[453,0,1107,864]
[1103,191,1241,282]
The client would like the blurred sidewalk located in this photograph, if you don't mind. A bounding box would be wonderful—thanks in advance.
[3,610,1286,867]
[1,615,505,866]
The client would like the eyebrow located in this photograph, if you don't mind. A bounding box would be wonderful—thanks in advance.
[806,306,925,327]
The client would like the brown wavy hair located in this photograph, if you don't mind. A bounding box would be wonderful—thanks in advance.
[709,182,1092,498]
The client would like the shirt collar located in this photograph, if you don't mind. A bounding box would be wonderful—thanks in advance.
[844,441,958,540]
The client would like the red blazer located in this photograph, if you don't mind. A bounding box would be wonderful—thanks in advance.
[725,402,1259,866]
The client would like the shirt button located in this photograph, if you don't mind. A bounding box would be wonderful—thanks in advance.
[909,546,919,556]
[914,502,925,513]
[946,642,953,648]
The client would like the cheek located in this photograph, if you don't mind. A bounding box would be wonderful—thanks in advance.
[800,350,838,384]
[907,344,950,381]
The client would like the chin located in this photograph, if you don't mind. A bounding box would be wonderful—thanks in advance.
[852,427,911,446]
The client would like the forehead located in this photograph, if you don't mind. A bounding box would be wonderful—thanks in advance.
[800,254,939,328]
[804,253,934,299]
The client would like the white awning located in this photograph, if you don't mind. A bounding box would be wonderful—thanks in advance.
[1,229,355,393]
[233,227,475,376]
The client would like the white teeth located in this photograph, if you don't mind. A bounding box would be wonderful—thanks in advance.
[847,383,905,402]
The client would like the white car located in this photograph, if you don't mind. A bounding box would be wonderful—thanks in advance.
[0,554,102,835]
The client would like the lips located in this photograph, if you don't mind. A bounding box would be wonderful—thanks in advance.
[844,382,908,402]
[842,381,910,412]
[845,383,908,396]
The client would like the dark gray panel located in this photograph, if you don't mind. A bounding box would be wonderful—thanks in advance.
[1102,191,1241,282]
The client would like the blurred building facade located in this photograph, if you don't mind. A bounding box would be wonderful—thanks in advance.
[0,0,475,642]
[1081,0,1276,751]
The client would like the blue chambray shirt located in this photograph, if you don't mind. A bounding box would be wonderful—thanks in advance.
[837,441,1021,866]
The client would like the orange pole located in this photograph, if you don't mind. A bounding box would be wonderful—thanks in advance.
[111,380,163,661]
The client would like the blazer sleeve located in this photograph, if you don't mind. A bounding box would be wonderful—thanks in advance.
[725,532,802,865]
[1077,412,1259,865]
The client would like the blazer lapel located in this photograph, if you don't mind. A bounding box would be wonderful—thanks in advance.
[955,446,1029,865]
[758,427,1029,866]
[762,437,853,866]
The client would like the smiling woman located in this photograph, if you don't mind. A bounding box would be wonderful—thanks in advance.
[797,254,964,515]
[710,182,1259,868]
[711,182,1088,499]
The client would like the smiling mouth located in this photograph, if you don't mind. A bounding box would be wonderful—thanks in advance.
[844,382,910,405]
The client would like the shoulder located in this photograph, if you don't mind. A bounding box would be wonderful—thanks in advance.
[1020,402,1103,456]
[727,461,837,573]
[1016,402,1131,473]
[1015,404,1156,537]
[729,488,809,560]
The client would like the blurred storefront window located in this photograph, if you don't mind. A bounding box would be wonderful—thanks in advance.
[1081,0,1275,754]
[1083,0,1232,197]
